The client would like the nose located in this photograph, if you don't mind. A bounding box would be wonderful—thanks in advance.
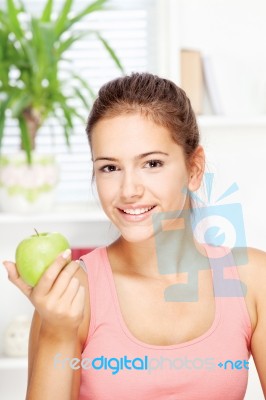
[120,169,144,200]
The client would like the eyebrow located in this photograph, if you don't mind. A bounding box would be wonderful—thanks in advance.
[94,151,169,162]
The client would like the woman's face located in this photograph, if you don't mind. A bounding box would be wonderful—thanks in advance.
[92,113,200,243]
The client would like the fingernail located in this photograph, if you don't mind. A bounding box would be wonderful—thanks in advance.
[62,249,71,259]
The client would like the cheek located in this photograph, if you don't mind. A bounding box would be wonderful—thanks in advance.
[157,169,188,194]
[160,177,189,211]
[95,176,117,206]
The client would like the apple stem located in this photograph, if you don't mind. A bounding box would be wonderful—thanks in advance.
[34,228,39,236]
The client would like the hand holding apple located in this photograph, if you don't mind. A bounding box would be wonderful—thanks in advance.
[4,232,85,337]
[15,230,70,287]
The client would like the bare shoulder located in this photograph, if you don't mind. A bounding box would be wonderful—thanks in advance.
[234,246,266,285]
[246,246,266,266]
[244,247,266,306]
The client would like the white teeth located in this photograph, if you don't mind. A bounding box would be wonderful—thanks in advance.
[123,206,154,215]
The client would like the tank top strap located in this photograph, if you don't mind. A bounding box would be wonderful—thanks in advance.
[204,244,252,344]
[80,247,119,346]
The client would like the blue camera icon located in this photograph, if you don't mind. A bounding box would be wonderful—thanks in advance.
[191,202,247,255]
[152,192,248,302]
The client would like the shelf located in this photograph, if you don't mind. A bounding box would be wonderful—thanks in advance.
[0,356,28,369]
[0,202,109,223]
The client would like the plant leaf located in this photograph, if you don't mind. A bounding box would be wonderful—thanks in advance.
[73,87,91,110]
[67,0,107,30]
[20,36,38,74]
[41,0,53,22]
[1,0,124,158]
[72,74,96,100]
[56,32,87,56]
[96,32,125,73]
[57,101,74,146]
[11,92,33,118]
[54,0,73,38]
[6,0,24,39]
[39,22,56,66]
[18,116,32,164]
[0,98,9,151]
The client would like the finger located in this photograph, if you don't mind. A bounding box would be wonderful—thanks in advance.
[3,261,33,297]
[35,249,72,296]
[60,277,81,305]
[70,285,86,317]
[49,261,80,299]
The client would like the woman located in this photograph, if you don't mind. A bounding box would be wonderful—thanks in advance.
[3,73,266,399]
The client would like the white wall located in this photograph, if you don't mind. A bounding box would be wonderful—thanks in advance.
[177,0,266,116]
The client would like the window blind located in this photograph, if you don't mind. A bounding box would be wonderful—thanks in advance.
[0,0,157,204]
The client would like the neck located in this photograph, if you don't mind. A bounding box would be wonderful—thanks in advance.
[108,209,208,279]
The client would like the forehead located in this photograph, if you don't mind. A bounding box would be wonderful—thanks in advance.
[91,113,179,156]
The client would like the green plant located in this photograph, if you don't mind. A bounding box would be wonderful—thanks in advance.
[0,0,124,164]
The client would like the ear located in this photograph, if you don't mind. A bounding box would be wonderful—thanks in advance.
[187,145,205,192]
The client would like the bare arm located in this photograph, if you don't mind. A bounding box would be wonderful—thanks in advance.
[3,251,89,400]
[27,322,81,400]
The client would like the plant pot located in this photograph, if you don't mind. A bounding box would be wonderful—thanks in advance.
[0,152,59,213]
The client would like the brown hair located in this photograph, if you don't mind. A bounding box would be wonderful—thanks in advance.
[86,72,200,162]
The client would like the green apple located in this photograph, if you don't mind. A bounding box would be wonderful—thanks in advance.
[15,231,70,287]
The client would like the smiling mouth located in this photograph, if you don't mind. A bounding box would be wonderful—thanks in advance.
[120,205,156,215]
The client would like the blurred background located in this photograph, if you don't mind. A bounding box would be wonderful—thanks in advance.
[0,0,266,398]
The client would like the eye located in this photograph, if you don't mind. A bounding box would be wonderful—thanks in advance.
[145,160,164,168]
[99,164,119,173]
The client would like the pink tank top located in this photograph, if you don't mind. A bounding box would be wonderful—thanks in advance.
[79,245,252,400]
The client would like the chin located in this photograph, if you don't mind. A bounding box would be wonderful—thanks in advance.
[119,226,156,244]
